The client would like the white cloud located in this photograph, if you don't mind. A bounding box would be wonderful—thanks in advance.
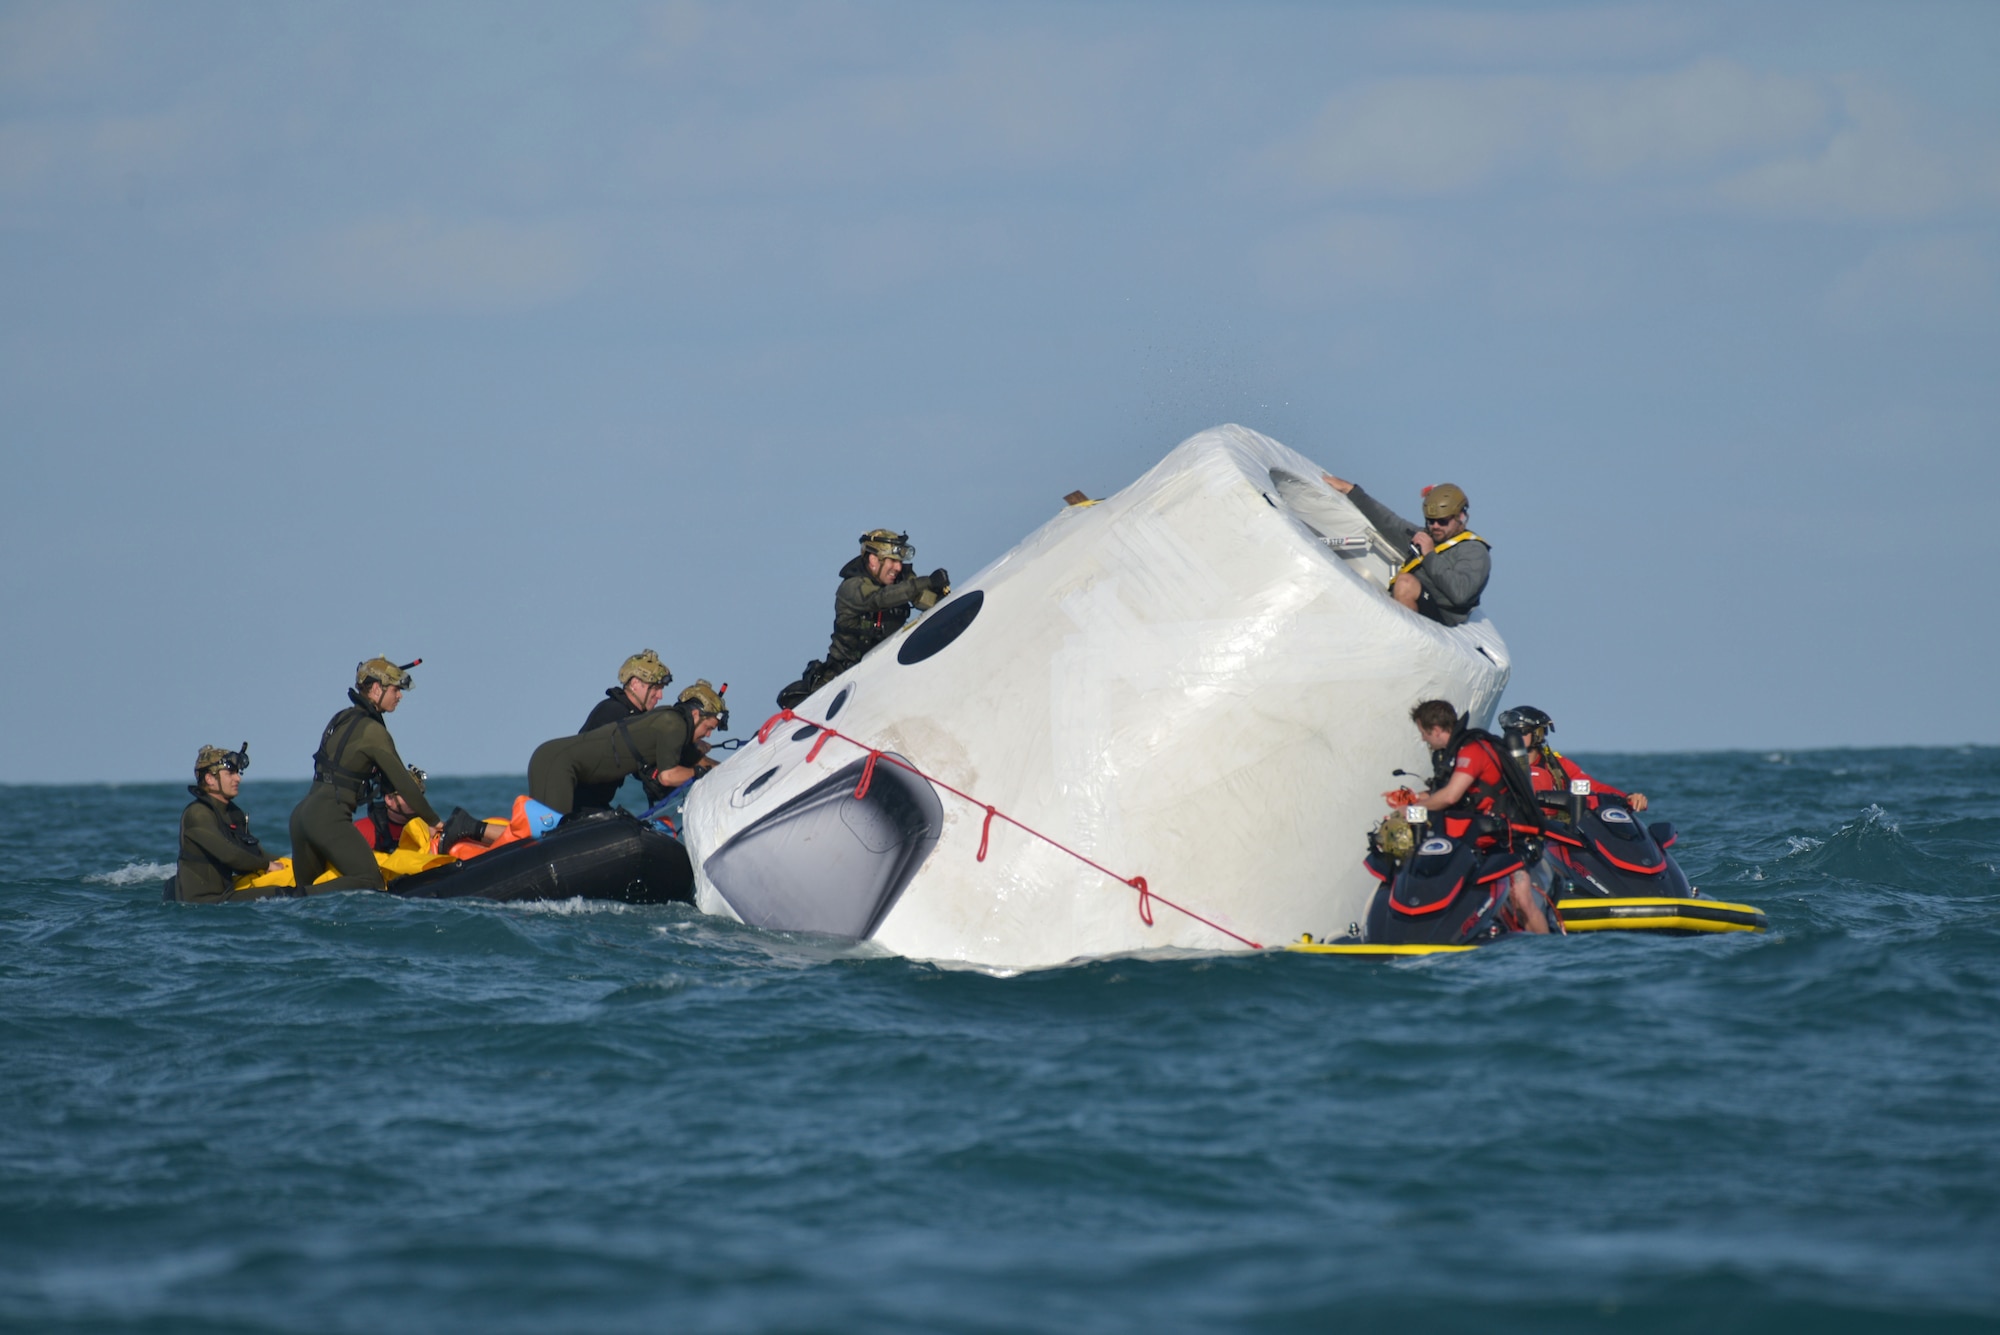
[0,1,112,92]
[627,25,1149,190]
[1825,232,1997,331]
[1716,83,2000,222]
[1371,4,1706,69]
[1271,58,1830,198]
[264,212,594,314]
[1268,57,2000,228]
[0,109,201,203]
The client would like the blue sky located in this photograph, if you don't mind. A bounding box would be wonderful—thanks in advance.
[4,0,1997,782]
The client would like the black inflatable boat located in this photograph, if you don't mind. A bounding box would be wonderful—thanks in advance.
[387,810,695,906]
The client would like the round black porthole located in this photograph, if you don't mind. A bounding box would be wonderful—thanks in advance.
[826,687,851,720]
[897,590,984,666]
[791,724,819,742]
[743,768,780,798]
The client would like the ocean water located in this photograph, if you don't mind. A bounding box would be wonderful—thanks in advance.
[3,748,1998,1333]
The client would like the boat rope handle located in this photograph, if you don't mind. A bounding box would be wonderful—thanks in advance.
[752,709,1262,949]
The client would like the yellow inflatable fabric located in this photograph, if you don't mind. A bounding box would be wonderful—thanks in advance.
[232,817,456,892]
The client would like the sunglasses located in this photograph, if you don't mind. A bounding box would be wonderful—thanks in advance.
[1425,514,1459,526]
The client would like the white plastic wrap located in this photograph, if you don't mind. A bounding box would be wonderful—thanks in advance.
[683,425,1509,970]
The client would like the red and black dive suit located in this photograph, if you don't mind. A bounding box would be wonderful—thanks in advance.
[355,802,409,853]
[1527,747,1629,809]
[1430,722,1545,854]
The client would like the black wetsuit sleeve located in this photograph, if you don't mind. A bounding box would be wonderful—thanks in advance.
[183,805,271,874]
[356,723,441,826]
[1345,485,1421,551]
[842,575,927,615]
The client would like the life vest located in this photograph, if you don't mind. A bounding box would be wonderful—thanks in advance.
[187,789,264,860]
[1397,530,1488,585]
[311,692,385,801]
[357,803,406,853]
[1433,723,1541,829]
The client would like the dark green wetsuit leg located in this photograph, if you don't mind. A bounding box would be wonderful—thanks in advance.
[289,790,386,893]
[287,800,326,890]
[526,738,577,816]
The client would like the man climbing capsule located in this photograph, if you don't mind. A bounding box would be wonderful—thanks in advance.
[526,676,726,816]
[777,529,949,709]
[288,657,440,894]
[1320,474,1489,626]
[572,649,673,810]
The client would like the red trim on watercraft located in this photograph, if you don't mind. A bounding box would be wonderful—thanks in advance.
[1590,841,1666,875]
[1390,875,1468,916]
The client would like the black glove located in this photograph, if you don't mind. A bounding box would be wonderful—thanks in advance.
[439,807,486,849]
[927,568,950,591]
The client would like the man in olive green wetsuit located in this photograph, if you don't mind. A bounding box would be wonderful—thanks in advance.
[288,657,440,893]
[573,648,673,811]
[777,529,949,708]
[168,743,286,904]
[527,684,725,816]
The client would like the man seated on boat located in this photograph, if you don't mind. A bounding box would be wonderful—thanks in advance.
[1318,475,1489,626]
[777,529,950,708]
[1498,706,1649,814]
[167,743,287,903]
[573,649,674,809]
[1389,700,1551,933]
[527,681,727,816]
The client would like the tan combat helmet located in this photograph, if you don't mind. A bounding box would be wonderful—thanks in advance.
[1422,484,1468,520]
[679,679,728,731]
[356,656,420,691]
[619,649,672,688]
[859,529,914,562]
[195,742,250,776]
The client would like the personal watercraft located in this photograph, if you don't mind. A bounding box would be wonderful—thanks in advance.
[1533,785,1766,935]
[1318,798,1566,954]
[1299,776,1765,956]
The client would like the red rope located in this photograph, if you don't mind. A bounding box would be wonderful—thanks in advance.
[749,709,1263,950]
[755,710,796,745]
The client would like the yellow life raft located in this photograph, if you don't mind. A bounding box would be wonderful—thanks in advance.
[231,816,456,892]
[1555,896,1768,934]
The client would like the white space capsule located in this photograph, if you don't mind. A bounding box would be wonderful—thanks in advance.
[681,425,1509,970]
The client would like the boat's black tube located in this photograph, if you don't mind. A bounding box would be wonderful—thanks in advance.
[388,810,694,905]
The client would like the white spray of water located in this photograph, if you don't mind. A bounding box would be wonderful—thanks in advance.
[87,861,174,887]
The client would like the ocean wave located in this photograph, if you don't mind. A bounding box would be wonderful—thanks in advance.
[84,861,173,886]
[501,896,630,916]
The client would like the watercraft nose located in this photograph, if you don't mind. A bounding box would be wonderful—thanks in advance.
[703,755,943,939]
